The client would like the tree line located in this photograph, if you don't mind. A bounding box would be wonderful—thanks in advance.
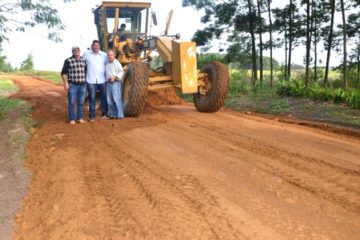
[183,0,360,89]
[0,43,34,72]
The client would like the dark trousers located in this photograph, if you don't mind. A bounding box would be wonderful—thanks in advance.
[87,83,107,119]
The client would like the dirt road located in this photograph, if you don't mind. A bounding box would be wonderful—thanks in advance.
[5,75,360,239]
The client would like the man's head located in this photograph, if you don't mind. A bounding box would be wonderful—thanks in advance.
[107,49,116,62]
[91,40,101,53]
[120,24,126,31]
[72,46,81,58]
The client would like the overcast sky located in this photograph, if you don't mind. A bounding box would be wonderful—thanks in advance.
[2,0,345,71]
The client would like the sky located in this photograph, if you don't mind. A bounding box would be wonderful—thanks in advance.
[2,0,346,71]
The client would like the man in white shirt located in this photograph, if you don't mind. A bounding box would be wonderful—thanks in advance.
[105,49,124,119]
[82,40,108,121]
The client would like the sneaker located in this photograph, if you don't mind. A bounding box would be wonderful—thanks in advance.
[89,118,95,122]
[70,120,76,125]
[77,119,85,123]
[101,115,108,119]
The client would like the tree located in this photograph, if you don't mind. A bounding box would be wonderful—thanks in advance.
[340,0,348,89]
[0,42,13,72]
[256,0,265,83]
[323,0,336,87]
[265,0,274,86]
[0,0,73,42]
[311,0,327,83]
[20,54,34,71]
[273,6,289,80]
[347,1,360,88]
[246,0,258,84]
[304,0,312,86]
[288,0,294,80]
[183,0,259,85]
[273,3,302,81]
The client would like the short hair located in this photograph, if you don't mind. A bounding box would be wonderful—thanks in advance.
[107,49,115,54]
[92,40,101,45]
[120,23,126,28]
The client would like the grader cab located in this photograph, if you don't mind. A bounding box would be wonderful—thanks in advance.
[93,1,229,117]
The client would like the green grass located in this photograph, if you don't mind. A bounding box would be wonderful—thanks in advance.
[14,70,62,84]
[0,78,29,121]
[0,78,18,96]
[31,70,62,84]
[225,81,291,115]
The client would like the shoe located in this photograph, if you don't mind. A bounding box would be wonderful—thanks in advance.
[77,119,85,123]
[102,115,108,119]
[70,120,76,125]
[89,118,95,122]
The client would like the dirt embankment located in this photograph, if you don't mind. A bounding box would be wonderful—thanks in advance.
[3,75,360,240]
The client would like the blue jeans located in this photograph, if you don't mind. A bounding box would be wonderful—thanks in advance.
[106,81,124,118]
[87,83,107,119]
[68,83,87,121]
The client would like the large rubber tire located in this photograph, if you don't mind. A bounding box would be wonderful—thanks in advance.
[122,61,149,117]
[193,61,229,112]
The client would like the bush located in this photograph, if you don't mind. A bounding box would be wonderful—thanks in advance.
[345,90,360,109]
[275,80,360,109]
[228,69,251,96]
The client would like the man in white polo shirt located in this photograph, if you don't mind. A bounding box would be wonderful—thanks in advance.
[83,40,108,121]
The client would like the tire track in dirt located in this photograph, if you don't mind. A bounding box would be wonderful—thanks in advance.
[100,136,246,240]
[6,76,360,240]
[128,107,360,239]
[74,124,245,239]
[75,129,147,239]
[158,112,360,214]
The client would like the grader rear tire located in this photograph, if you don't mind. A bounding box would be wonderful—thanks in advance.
[193,61,229,112]
[122,61,149,117]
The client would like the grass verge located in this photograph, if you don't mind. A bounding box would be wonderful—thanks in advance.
[0,78,23,121]
[0,77,33,240]
[12,70,62,85]
[31,70,62,84]
[0,77,33,123]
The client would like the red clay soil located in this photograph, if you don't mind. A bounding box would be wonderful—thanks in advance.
[4,75,360,240]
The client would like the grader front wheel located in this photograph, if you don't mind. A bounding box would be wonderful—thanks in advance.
[122,61,149,117]
[193,61,229,112]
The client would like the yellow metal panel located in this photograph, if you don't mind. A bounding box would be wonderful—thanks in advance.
[172,41,198,94]
[156,37,172,62]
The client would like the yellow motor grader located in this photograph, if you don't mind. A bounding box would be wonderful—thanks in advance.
[93,1,229,116]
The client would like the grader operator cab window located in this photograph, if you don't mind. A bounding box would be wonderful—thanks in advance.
[93,2,151,51]
[104,7,149,40]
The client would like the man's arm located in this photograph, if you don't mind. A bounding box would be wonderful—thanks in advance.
[115,61,124,81]
[61,59,70,91]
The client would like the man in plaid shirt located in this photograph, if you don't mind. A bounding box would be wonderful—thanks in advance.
[61,46,87,125]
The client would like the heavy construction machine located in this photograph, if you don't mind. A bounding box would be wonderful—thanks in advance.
[93,1,229,116]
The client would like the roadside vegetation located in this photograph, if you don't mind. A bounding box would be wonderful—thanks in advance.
[0,79,21,120]
[0,78,32,126]
[27,70,62,84]
[225,66,360,128]
[184,0,360,128]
